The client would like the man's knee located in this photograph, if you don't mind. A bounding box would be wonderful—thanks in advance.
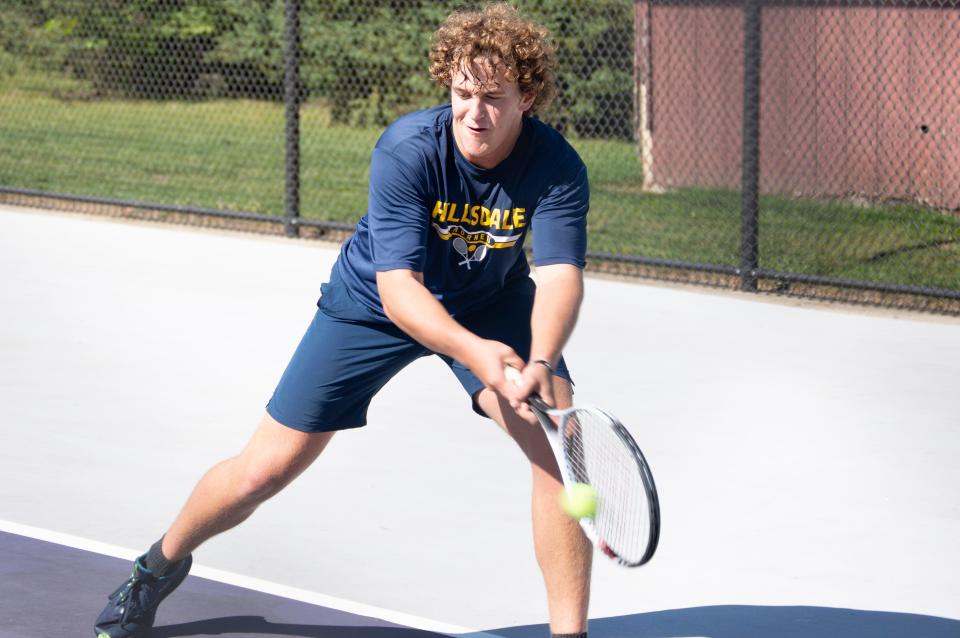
[234,413,333,501]
[234,463,287,502]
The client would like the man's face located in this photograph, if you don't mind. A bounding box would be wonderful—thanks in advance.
[450,58,535,170]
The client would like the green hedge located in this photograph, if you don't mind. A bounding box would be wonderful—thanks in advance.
[0,1,634,138]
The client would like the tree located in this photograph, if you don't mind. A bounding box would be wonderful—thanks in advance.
[3,0,636,138]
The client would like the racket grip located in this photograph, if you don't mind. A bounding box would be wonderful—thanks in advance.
[503,365,553,413]
[526,394,552,413]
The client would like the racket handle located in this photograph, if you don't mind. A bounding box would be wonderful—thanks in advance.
[503,366,553,413]
[526,394,552,413]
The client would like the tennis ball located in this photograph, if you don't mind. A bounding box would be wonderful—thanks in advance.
[560,483,598,519]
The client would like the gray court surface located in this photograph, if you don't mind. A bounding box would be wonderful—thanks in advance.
[1,204,959,637]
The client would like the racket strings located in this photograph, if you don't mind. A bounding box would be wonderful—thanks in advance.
[562,410,652,564]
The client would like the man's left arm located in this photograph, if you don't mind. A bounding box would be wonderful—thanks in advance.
[516,150,589,410]
[511,263,584,410]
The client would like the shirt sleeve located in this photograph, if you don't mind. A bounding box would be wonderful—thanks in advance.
[367,146,430,272]
[531,162,589,268]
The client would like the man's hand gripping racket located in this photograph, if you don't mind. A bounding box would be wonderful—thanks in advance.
[505,366,660,567]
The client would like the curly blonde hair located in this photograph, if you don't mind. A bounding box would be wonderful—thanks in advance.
[429,3,557,116]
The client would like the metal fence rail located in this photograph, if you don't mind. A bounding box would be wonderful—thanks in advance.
[1,1,957,314]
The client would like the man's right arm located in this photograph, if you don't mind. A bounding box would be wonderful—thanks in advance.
[376,268,526,399]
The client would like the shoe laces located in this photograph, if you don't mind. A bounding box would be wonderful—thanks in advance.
[110,559,155,623]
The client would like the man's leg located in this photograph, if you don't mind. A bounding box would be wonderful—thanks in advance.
[94,412,334,637]
[160,411,334,561]
[96,309,427,637]
[476,378,592,636]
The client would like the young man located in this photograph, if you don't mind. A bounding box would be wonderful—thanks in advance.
[95,4,592,637]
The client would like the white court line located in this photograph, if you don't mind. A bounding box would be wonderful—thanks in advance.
[0,518,504,638]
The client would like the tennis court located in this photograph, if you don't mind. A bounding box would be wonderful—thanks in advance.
[1,204,958,637]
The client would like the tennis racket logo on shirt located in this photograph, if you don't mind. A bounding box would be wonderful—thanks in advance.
[452,237,489,270]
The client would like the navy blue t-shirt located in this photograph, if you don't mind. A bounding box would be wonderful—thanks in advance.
[319,105,588,322]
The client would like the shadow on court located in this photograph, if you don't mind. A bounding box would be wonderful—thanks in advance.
[492,605,960,638]
[151,617,448,637]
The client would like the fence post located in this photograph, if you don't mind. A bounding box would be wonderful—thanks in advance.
[740,0,762,291]
[635,0,656,192]
[283,0,301,238]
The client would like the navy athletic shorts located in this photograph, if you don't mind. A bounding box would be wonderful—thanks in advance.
[265,278,572,433]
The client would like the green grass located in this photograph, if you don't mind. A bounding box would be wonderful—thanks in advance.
[2,72,958,291]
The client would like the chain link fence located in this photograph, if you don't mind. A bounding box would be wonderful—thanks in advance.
[1,1,958,313]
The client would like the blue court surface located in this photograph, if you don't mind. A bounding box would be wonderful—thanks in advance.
[2,205,959,637]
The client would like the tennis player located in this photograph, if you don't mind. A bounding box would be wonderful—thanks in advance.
[95,4,592,637]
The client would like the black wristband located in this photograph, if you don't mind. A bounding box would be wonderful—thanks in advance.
[533,359,555,375]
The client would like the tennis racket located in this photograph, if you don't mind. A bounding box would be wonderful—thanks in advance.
[505,366,660,567]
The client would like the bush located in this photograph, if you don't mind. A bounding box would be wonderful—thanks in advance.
[518,0,635,139]
[2,1,635,137]
[0,6,73,78]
